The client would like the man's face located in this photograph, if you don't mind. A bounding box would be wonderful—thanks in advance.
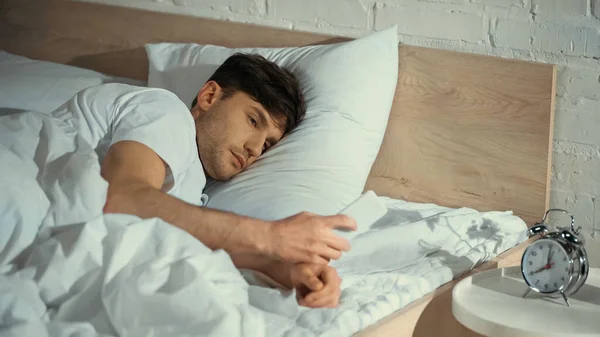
[193,82,285,180]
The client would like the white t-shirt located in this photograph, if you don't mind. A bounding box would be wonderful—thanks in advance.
[51,83,208,206]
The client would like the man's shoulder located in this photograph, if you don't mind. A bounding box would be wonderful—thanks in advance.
[87,83,183,103]
[87,83,192,123]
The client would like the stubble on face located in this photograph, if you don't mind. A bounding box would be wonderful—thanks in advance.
[195,102,236,181]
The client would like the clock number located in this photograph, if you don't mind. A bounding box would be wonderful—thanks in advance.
[544,284,548,289]
[535,280,540,285]
[564,257,567,262]
[554,282,558,288]
[561,276,565,281]
[532,251,537,256]
[528,261,532,266]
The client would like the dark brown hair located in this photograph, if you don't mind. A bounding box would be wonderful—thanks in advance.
[192,53,306,134]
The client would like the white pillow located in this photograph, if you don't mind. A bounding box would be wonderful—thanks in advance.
[145,27,398,220]
[0,50,146,114]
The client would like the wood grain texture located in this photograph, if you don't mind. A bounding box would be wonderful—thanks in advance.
[0,0,555,227]
[366,47,556,226]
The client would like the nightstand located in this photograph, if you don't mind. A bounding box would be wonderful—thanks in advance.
[452,266,600,336]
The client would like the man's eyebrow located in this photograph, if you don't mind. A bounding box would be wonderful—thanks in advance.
[251,106,278,146]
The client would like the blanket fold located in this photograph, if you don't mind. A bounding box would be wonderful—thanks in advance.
[0,111,527,337]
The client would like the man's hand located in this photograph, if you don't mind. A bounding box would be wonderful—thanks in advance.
[290,263,342,308]
[265,212,357,265]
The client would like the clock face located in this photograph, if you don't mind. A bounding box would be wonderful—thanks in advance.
[522,239,571,293]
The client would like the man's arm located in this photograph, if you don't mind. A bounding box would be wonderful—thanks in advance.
[102,140,270,255]
[101,141,357,264]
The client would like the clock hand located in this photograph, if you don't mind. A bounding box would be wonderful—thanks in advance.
[530,265,546,275]
[529,262,555,275]
[548,246,553,265]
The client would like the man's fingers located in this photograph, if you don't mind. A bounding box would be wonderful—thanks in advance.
[311,254,330,265]
[308,293,338,308]
[304,286,339,308]
[319,246,343,261]
[322,214,357,231]
[306,277,334,301]
[305,275,323,291]
[297,264,324,290]
[322,234,351,253]
[304,268,340,306]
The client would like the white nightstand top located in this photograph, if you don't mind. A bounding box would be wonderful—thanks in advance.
[452,266,600,337]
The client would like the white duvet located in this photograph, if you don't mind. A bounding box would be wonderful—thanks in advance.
[0,110,528,337]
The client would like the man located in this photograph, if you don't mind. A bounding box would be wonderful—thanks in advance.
[56,53,356,308]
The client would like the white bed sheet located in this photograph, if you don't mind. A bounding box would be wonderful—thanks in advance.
[0,54,529,337]
[248,200,527,336]
[0,109,528,337]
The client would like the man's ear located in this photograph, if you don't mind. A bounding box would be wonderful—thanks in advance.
[192,81,221,118]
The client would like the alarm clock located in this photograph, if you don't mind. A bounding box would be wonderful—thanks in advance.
[521,209,589,306]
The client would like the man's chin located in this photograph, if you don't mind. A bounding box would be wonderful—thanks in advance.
[206,168,237,181]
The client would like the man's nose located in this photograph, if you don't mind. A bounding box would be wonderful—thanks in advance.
[245,139,263,158]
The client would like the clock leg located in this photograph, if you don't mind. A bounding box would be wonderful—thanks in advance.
[561,291,571,307]
[522,288,531,298]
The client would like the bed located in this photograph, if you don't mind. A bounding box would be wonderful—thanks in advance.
[0,0,556,336]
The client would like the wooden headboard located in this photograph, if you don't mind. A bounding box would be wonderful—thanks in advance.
[0,0,555,226]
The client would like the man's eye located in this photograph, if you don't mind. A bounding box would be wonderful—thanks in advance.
[249,117,257,127]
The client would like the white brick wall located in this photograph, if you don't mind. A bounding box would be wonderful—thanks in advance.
[494,19,532,49]
[275,0,370,29]
[375,4,485,42]
[471,0,524,8]
[79,0,600,266]
[534,23,589,56]
[588,29,600,57]
[558,67,600,102]
[536,0,588,17]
